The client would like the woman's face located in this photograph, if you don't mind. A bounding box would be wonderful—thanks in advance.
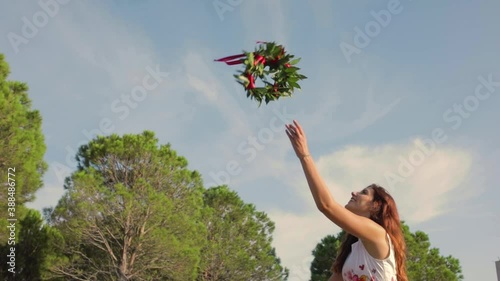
[345,187,375,217]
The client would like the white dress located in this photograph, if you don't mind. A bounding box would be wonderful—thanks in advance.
[341,234,397,281]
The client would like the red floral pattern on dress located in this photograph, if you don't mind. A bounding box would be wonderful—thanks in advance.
[343,264,398,281]
[343,268,371,281]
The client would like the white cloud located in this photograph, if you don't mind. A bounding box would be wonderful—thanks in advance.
[187,74,218,102]
[314,139,475,223]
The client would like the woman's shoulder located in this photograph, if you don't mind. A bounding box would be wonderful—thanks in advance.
[358,231,394,261]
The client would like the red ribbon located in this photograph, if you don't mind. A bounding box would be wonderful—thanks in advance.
[254,54,266,66]
[246,73,256,89]
[214,53,246,65]
[215,52,268,67]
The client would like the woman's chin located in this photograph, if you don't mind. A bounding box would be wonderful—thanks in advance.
[345,201,357,211]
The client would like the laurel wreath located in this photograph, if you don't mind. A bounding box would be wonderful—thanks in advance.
[215,42,307,106]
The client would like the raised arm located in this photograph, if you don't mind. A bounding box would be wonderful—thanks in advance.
[285,120,385,243]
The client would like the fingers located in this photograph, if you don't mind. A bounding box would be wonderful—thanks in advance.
[293,120,304,135]
[285,124,297,137]
[285,121,302,137]
[285,127,296,143]
[285,124,299,138]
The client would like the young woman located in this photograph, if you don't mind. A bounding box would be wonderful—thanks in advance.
[285,120,408,281]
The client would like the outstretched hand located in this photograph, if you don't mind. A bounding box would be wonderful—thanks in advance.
[285,120,310,159]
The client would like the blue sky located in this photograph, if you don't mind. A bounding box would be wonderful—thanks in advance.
[1,0,499,280]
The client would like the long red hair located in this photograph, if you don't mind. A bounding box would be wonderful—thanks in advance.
[331,184,408,281]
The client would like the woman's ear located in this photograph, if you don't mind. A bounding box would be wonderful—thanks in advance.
[371,201,381,213]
